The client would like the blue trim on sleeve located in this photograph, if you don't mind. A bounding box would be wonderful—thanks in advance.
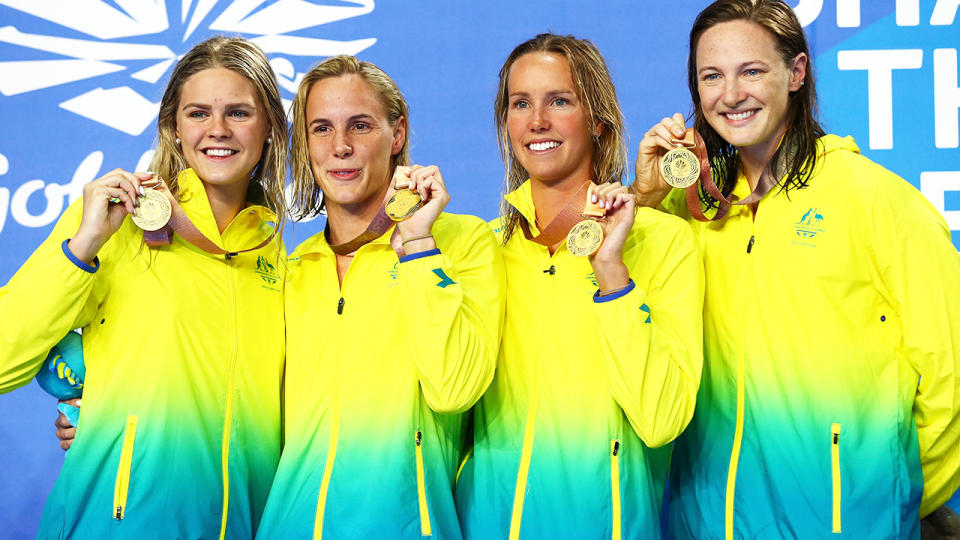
[593,279,635,303]
[399,248,441,263]
[62,239,99,273]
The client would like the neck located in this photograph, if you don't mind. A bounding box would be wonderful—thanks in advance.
[530,174,591,227]
[738,128,786,191]
[325,186,390,245]
[204,181,249,233]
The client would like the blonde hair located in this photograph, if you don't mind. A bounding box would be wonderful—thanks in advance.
[289,55,410,219]
[494,33,626,243]
[150,36,288,217]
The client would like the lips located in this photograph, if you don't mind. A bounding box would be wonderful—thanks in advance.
[203,148,238,158]
[526,140,561,152]
[329,168,361,180]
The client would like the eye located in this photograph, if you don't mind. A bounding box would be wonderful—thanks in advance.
[188,110,207,119]
[702,72,721,82]
[311,124,331,135]
[229,110,250,119]
[551,97,569,107]
[352,121,372,132]
[744,68,761,77]
[512,99,529,109]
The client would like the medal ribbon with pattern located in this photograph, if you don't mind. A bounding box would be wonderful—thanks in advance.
[132,174,276,255]
[519,181,607,257]
[663,128,780,222]
[326,166,419,256]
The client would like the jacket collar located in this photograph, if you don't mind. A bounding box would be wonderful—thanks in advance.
[503,179,542,235]
[175,168,278,248]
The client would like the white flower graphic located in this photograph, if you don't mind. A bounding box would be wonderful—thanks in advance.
[0,0,376,135]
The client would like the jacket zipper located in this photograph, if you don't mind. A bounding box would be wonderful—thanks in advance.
[415,431,432,536]
[217,260,241,540]
[831,423,842,534]
[113,415,139,520]
[611,440,621,540]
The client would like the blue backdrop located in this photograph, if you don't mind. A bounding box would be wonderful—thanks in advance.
[1,1,958,537]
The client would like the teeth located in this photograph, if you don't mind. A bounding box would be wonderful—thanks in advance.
[528,141,560,151]
[725,110,755,121]
[205,148,236,157]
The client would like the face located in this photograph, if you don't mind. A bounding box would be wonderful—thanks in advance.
[175,67,270,190]
[696,20,806,162]
[305,74,405,212]
[505,52,599,185]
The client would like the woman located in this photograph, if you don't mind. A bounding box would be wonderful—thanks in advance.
[0,37,287,538]
[456,34,703,539]
[634,1,960,537]
[254,56,504,539]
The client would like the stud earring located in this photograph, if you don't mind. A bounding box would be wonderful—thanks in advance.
[175,137,181,145]
[266,137,272,144]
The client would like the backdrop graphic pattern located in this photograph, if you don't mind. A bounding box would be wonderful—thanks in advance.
[0,1,957,537]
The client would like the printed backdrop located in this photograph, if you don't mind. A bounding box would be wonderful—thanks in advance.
[1,1,958,536]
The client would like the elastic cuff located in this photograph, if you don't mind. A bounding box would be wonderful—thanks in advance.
[399,248,441,263]
[62,239,99,273]
[593,279,635,303]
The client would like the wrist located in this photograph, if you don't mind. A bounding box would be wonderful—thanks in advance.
[591,259,629,291]
[67,233,103,265]
[400,234,436,254]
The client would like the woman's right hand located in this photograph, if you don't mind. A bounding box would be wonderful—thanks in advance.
[633,112,689,208]
[67,169,156,264]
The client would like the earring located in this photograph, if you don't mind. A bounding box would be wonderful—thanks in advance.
[266,137,272,144]
[175,137,181,145]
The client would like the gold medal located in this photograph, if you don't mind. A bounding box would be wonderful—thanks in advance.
[566,219,604,257]
[660,146,700,188]
[131,188,172,231]
[385,189,423,221]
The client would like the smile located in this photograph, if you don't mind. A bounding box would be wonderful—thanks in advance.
[527,140,561,152]
[722,110,757,122]
[203,148,238,157]
[330,169,360,180]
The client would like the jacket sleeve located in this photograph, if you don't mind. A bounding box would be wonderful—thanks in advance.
[397,218,506,414]
[0,200,107,393]
[592,215,704,447]
[869,178,960,516]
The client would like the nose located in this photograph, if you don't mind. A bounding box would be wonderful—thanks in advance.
[333,131,352,158]
[721,78,745,107]
[529,105,549,132]
[208,112,231,138]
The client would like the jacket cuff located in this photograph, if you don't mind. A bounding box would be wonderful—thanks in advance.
[399,248,441,263]
[593,280,635,303]
[62,239,99,273]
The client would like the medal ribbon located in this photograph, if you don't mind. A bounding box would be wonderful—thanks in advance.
[681,129,779,222]
[141,179,276,255]
[519,180,595,247]
[324,206,397,256]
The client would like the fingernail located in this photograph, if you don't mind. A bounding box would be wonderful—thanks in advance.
[76,399,82,407]
[139,186,145,196]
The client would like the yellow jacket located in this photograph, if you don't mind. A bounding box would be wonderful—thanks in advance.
[257,212,505,539]
[0,169,285,539]
[664,135,960,539]
[458,180,704,539]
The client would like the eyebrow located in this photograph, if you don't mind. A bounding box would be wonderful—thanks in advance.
[180,101,255,110]
[698,60,770,74]
[308,113,376,127]
[508,89,576,98]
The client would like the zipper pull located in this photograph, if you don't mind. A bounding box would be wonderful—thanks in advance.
[415,431,422,446]
[337,297,345,315]
[612,440,620,456]
[543,265,556,275]
[833,433,839,444]
[746,235,755,253]
[115,506,123,520]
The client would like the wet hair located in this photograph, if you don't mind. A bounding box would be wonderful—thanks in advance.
[289,55,409,219]
[150,36,287,218]
[689,0,825,208]
[494,33,626,244]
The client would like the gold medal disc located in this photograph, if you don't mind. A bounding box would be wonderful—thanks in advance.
[660,147,701,188]
[131,189,172,231]
[566,219,604,257]
[385,189,423,221]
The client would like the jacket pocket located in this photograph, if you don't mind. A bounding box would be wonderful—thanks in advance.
[831,423,841,534]
[113,415,138,520]
[611,440,621,540]
[415,431,432,536]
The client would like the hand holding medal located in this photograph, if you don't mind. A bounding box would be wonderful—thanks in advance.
[387,164,449,253]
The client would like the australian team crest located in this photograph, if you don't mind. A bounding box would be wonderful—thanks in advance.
[256,255,279,285]
[794,208,825,240]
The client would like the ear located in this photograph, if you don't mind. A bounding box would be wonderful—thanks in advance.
[391,115,407,156]
[789,52,808,92]
[593,119,605,138]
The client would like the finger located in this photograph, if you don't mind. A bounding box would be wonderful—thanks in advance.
[660,115,687,139]
[117,178,141,206]
[652,124,682,150]
[57,426,76,441]
[60,439,72,451]
[672,112,687,131]
[55,412,72,429]
[98,186,136,214]
[59,398,81,407]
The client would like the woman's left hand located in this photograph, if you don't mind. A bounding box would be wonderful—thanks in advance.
[396,164,449,253]
[589,183,635,292]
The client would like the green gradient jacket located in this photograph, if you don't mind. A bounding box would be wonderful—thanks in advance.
[457,181,704,540]
[0,170,285,539]
[665,136,960,539]
[257,213,504,540]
